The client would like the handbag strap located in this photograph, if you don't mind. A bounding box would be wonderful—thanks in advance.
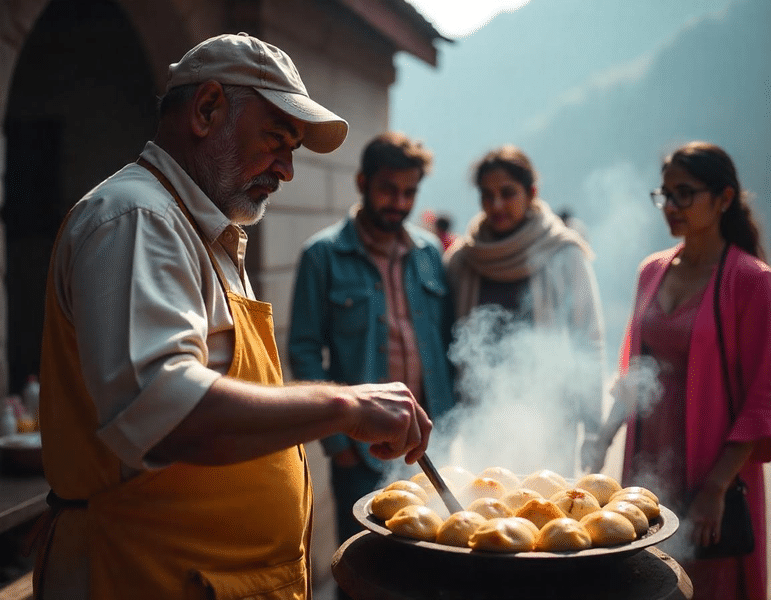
[713,243,734,422]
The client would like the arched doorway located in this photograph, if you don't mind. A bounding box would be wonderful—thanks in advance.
[3,0,157,394]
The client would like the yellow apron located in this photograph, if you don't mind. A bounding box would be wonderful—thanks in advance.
[35,160,313,599]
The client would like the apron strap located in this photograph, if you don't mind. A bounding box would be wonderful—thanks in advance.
[136,157,233,296]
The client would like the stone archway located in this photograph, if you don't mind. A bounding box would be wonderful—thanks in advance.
[2,0,157,394]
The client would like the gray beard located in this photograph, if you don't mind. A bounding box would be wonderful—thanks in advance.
[193,123,278,226]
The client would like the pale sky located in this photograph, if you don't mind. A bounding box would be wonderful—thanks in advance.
[406,0,532,38]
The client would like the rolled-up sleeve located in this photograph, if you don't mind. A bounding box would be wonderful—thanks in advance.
[61,200,227,470]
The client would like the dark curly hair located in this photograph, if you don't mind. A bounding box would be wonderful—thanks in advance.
[664,141,765,260]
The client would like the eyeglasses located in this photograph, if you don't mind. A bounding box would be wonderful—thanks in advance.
[650,186,711,209]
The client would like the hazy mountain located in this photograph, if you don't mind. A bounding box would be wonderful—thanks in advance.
[392,0,770,356]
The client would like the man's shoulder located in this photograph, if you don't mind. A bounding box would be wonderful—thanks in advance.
[73,163,173,221]
[301,217,355,252]
[404,222,442,255]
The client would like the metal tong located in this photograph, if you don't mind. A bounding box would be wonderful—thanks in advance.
[417,454,464,514]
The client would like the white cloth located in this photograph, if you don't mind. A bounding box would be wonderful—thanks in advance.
[50,142,251,470]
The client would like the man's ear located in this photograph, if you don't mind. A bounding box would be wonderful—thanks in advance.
[190,81,227,139]
[356,172,368,195]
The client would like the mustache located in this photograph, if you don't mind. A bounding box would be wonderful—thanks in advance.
[242,174,280,194]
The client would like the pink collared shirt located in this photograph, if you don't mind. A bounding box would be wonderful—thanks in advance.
[356,216,424,407]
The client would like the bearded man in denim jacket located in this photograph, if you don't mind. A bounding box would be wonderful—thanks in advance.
[289,132,456,547]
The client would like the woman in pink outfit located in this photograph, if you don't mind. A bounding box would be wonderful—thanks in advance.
[588,142,771,599]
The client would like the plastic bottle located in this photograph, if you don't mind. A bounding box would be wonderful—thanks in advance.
[1,398,17,436]
[22,375,40,422]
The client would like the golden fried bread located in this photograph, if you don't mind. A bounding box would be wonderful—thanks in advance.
[385,505,443,541]
[459,477,507,507]
[580,510,637,546]
[477,466,521,491]
[535,517,592,551]
[515,498,565,530]
[575,473,622,506]
[501,488,543,513]
[409,472,437,496]
[603,500,649,537]
[438,465,476,491]
[370,490,425,521]
[383,480,430,503]
[521,470,568,498]
[609,486,659,505]
[549,488,601,520]
[468,517,536,553]
[436,511,487,547]
[466,497,514,520]
[608,492,660,520]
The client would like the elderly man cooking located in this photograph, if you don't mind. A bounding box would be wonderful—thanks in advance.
[34,33,431,600]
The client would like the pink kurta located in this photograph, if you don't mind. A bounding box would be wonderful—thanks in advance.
[621,244,771,600]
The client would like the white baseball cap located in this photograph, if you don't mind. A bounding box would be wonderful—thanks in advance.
[167,32,348,153]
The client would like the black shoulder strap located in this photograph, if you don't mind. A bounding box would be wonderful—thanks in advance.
[713,243,734,422]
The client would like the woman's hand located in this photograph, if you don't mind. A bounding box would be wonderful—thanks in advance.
[580,433,610,473]
[688,480,727,548]
[688,441,755,549]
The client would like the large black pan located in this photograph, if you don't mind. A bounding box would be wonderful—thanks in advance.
[353,489,679,567]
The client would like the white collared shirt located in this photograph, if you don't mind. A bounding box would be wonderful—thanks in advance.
[51,141,252,470]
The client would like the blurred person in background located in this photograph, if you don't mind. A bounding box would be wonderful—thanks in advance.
[421,210,457,252]
[444,145,605,476]
[288,132,456,552]
[34,34,431,600]
[588,141,771,600]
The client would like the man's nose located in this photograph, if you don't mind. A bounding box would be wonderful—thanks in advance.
[273,150,294,182]
[394,191,412,208]
[489,194,504,210]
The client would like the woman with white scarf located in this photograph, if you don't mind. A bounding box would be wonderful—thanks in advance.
[444,145,606,476]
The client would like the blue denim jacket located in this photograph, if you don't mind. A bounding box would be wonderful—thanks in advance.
[288,216,456,473]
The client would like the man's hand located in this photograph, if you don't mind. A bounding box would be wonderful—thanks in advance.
[338,382,432,464]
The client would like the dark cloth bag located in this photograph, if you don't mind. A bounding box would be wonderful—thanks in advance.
[694,477,754,559]
[693,243,754,559]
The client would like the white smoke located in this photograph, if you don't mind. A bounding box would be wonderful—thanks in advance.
[382,304,607,484]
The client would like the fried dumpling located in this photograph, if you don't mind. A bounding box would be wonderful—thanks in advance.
[515,498,565,530]
[580,510,636,547]
[549,488,601,521]
[436,511,487,547]
[477,466,521,491]
[466,497,514,520]
[575,473,622,506]
[521,470,568,499]
[607,492,660,520]
[468,517,536,553]
[370,489,425,521]
[409,472,437,496]
[501,488,543,513]
[459,477,507,508]
[535,517,592,551]
[603,500,649,537]
[438,465,476,491]
[385,505,443,542]
[383,480,430,503]
[609,486,660,505]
